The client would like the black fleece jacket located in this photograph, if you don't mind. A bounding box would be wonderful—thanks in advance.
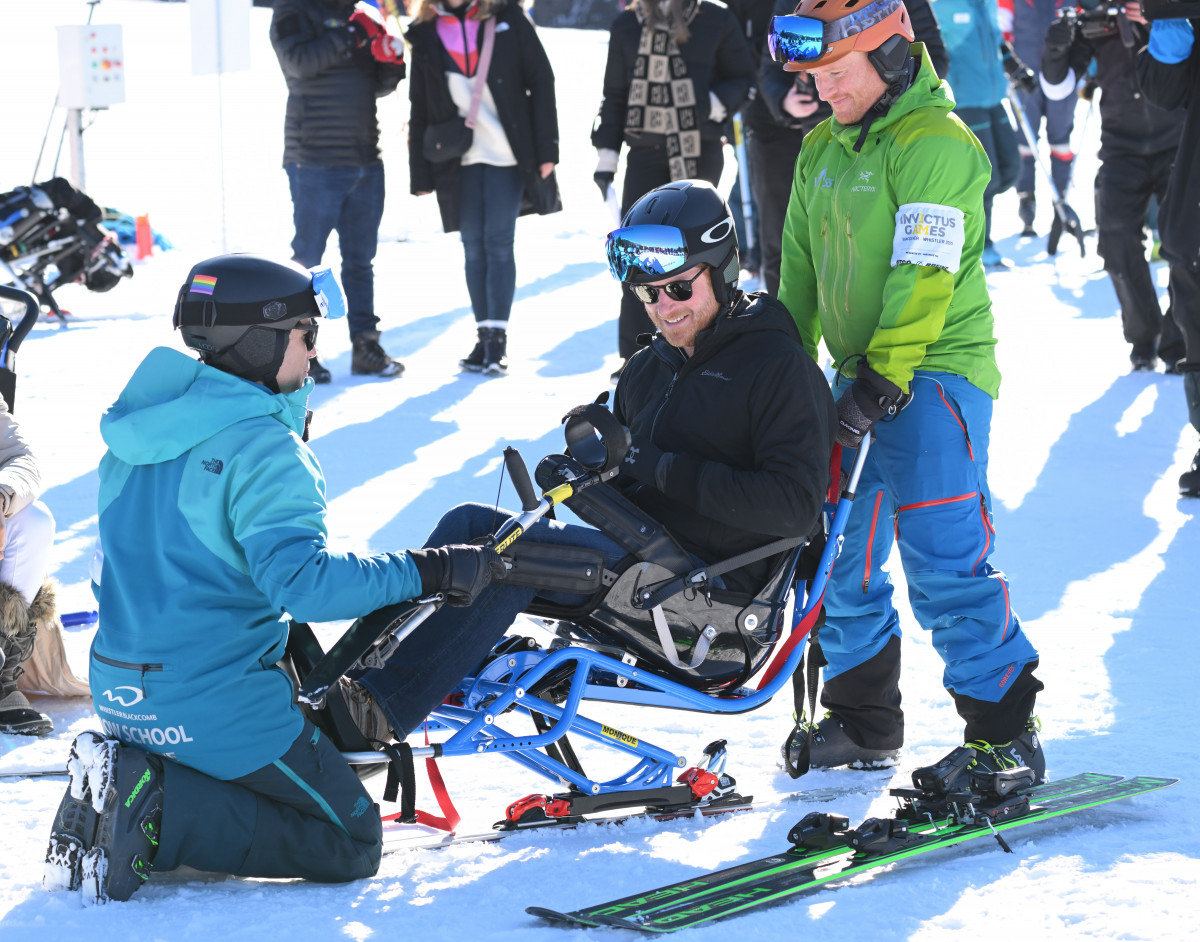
[612,292,836,594]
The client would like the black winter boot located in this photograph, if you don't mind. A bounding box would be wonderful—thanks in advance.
[1018,191,1036,237]
[44,731,105,891]
[481,327,508,375]
[1181,449,1200,497]
[351,331,404,378]
[459,328,487,372]
[0,582,52,736]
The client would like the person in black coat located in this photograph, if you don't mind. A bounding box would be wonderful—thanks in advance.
[591,0,756,370]
[1043,4,1185,371]
[270,0,407,381]
[406,0,559,375]
[1134,3,1200,494]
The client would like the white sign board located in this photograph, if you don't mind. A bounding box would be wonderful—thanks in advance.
[57,25,126,110]
[190,0,253,76]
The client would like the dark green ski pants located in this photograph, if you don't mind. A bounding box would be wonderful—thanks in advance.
[152,721,382,881]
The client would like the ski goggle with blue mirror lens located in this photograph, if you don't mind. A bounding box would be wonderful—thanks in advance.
[768,0,905,65]
[767,15,827,64]
[310,265,347,320]
[606,225,689,282]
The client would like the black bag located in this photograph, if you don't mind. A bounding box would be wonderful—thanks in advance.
[527,168,563,216]
[422,117,473,163]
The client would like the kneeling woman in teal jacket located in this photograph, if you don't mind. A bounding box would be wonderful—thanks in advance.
[44,256,504,904]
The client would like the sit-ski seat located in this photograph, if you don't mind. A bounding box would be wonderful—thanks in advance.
[497,454,822,693]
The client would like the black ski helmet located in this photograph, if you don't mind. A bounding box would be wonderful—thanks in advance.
[173,254,341,392]
[608,180,741,307]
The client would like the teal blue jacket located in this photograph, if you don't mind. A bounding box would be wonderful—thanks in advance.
[91,348,424,779]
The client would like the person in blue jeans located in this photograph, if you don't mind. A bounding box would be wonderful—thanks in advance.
[406,0,559,376]
[271,0,407,382]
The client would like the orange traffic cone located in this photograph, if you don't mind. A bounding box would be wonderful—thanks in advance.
[134,213,153,260]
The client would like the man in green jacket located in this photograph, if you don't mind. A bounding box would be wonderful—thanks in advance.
[770,0,1045,785]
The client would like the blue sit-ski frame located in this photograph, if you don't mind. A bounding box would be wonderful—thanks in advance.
[345,441,868,800]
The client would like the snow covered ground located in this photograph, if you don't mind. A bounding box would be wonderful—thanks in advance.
[1,2,1197,939]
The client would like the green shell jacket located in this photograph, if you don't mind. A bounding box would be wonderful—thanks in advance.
[778,45,1001,398]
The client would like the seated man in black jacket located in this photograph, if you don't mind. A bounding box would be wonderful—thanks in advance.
[351,180,837,737]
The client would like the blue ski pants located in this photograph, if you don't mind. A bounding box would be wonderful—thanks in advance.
[822,371,1039,703]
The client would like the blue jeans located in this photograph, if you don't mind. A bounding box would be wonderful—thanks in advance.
[822,372,1039,703]
[358,502,627,737]
[459,163,523,326]
[286,161,384,338]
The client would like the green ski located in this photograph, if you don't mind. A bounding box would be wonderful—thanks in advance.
[527,773,1175,932]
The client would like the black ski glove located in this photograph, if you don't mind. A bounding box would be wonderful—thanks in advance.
[621,432,666,487]
[1000,41,1039,95]
[835,364,904,449]
[409,545,507,607]
[1043,13,1076,56]
[1047,202,1086,258]
[594,171,615,199]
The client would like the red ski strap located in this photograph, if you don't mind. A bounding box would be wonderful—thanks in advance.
[379,738,461,831]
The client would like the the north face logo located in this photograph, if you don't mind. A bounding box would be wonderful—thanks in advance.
[202,458,224,475]
[351,796,371,818]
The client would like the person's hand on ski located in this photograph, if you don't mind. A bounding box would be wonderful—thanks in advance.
[834,364,904,449]
[409,544,507,607]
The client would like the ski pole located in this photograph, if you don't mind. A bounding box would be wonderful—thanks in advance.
[1004,90,1086,257]
[732,114,756,259]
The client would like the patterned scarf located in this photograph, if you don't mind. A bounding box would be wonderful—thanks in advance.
[626,0,701,181]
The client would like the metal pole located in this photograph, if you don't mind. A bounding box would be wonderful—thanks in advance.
[66,108,86,191]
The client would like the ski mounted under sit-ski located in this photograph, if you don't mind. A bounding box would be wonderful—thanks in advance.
[527,771,1177,932]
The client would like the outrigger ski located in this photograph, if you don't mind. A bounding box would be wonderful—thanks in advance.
[381,771,898,853]
[527,771,1177,932]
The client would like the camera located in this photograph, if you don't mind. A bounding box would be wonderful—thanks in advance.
[1142,0,1200,19]
[1063,3,1123,39]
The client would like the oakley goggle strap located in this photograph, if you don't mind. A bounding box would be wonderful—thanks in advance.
[769,0,905,64]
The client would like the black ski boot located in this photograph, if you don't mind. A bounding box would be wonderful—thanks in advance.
[0,583,52,736]
[1130,343,1157,373]
[1017,192,1036,237]
[913,716,1044,794]
[77,738,165,905]
[44,731,106,891]
[781,713,901,773]
[459,329,487,372]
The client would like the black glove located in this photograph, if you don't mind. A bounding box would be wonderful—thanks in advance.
[1000,42,1039,95]
[835,364,904,449]
[409,545,507,607]
[594,171,615,199]
[621,432,665,486]
[1043,13,1076,54]
[1047,202,1085,258]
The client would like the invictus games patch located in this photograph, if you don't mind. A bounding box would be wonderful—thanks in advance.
[890,202,965,274]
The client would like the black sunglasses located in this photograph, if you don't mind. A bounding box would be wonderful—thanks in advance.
[630,267,707,305]
[296,322,319,351]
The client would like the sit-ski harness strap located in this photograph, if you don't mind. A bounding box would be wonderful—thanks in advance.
[634,535,806,613]
[379,739,462,831]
